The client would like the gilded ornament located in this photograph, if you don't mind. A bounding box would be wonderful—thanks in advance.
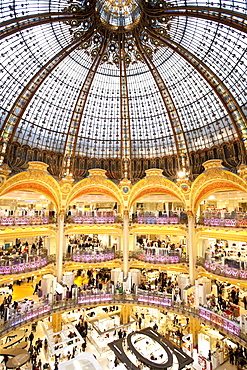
[60,183,72,194]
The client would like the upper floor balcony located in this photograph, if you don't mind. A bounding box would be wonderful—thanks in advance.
[65,211,122,224]
[72,250,115,263]
[197,211,247,228]
[0,255,49,275]
[0,216,56,226]
[134,249,187,264]
[1,293,245,347]
[131,212,188,225]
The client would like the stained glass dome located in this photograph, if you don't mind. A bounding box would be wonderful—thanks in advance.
[0,0,246,180]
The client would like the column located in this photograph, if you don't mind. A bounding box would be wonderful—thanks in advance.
[45,237,50,255]
[118,236,122,253]
[190,317,201,347]
[188,213,196,284]
[56,212,64,282]
[120,305,131,325]
[123,210,129,278]
[52,313,62,332]
[63,235,67,254]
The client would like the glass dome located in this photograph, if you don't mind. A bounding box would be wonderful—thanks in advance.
[96,0,141,29]
[0,0,246,180]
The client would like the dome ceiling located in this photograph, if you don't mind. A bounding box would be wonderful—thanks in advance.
[0,0,246,180]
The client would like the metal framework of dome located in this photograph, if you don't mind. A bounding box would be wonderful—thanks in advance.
[0,0,246,181]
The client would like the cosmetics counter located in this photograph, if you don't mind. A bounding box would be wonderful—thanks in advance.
[197,329,237,370]
[86,305,136,355]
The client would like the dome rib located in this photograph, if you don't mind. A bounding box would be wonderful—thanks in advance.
[0,12,86,41]
[0,27,96,165]
[135,33,190,174]
[62,32,109,177]
[146,25,247,161]
[144,6,247,35]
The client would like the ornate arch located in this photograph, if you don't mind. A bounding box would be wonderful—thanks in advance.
[129,171,186,208]
[191,166,247,214]
[0,163,61,210]
[66,170,124,208]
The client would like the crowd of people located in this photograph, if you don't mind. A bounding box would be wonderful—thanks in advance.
[67,235,105,254]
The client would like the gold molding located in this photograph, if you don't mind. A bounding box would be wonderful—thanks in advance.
[129,172,186,208]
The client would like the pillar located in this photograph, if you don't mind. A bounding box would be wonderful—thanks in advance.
[48,236,56,255]
[190,317,201,347]
[45,237,50,255]
[188,213,196,284]
[129,234,134,252]
[120,305,131,325]
[56,212,64,281]
[118,236,122,252]
[123,210,129,278]
[52,313,62,332]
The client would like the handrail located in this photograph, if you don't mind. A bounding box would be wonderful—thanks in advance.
[133,251,188,264]
[0,253,244,282]
[0,216,56,226]
[197,216,247,228]
[0,256,49,275]
[2,293,247,347]
[197,257,247,280]
[131,215,187,225]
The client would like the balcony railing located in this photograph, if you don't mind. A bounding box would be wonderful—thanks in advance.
[134,251,186,264]
[72,251,115,263]
[197,217,247,228]
[0,216,56,226]
[1,293,246,347]
[0,256,49,275]
[66,212,122,224]
[197,257,247,280]
[132,214,187,224]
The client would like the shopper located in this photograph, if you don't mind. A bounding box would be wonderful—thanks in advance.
[29,332,34,344]
[229,346,234,365]
[243,296,247,310]
[138,317,142,329]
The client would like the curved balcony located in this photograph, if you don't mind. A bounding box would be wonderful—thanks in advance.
[66,212,122,224]
[0,256,49,275]
[1,292,246,347]
[197,216,247,228]
[198,258,247,280]
[72,251,115,263]
[0,216,56,226]
[132,213,187,225]
[134,250,187,264]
